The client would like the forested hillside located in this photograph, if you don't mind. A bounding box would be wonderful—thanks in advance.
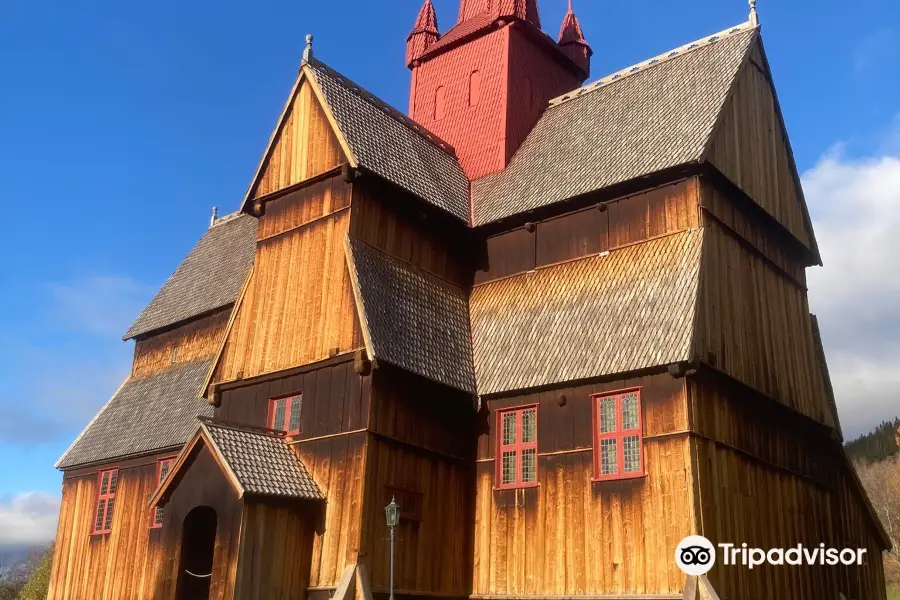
[845,418,900,463]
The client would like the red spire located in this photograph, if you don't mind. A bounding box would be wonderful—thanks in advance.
[557,0,591,77]
[407,0,440,68]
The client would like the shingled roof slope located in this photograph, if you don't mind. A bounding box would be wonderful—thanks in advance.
[471,25,757,225]
[470,230,703,396]
[124,214,257,340]
[201,421,323,500]
[345,237,476,394]
[306,59,471,223]
[57,360,214,469]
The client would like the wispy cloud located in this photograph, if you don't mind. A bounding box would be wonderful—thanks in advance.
[853,27,898,74]
[804,135,900,439]
[45,275,154,338]
[0,493,59,550]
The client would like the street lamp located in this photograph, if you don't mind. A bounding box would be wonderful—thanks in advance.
[384,496,399,600]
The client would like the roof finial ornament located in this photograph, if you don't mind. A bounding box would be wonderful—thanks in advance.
[210,206,218,228]
[568,0,573,11]
[303,34,314,64]
[749,0,759,26]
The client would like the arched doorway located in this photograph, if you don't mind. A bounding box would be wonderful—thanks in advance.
[176,506,217,600]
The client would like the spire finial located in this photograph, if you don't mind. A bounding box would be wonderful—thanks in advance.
[568,0,573,12]
[303,34,314,63]
[749,0,759,26]
[210,206,218,228]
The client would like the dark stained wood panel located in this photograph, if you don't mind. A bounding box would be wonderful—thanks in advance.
[475,227,535,284]
[535,206,607,266]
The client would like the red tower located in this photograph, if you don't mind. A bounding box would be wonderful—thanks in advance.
[407,0,591,181]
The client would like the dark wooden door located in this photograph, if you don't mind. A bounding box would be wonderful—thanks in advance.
[176,506,217,600]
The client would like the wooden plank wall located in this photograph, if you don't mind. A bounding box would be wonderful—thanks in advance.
[350,183,470,287]
[154,446,244,600]
[252,79,346,200]
[233,501,317,599]
[216,357,371,592]
[48,452,174,600]
[360,367,476,597]
[475,178,700,284]
[699,177,806,286]
[216,175,363,382]
[473,374,694,597]
[705,47,812,252]
[693,217,831,425]
[132,310,230,379]
[689,375,887,600]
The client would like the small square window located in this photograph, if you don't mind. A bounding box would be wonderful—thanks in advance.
[385,486,423,522]
[268,394,302,436]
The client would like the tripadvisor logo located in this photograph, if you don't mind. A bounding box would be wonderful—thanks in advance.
[675,536,868,574]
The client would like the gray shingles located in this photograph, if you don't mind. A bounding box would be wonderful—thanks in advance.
[345,238,476,394]
[306,59,471,224]
[471,28,757,225]
[57,360,214,469]
[124,214,258,340]
[202,421,323,500]
[470,230,703,396]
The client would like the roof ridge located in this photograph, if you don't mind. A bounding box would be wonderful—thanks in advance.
[548,21,758,107]
[210,211,248,228]
[305,57,459,158]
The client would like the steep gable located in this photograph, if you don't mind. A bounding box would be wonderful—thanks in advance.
[704,38,820,263]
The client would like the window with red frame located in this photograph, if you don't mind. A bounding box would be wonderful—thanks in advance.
[151,457,175,528]
[268,394,302,435]
[593,389,644,481]
[495,406,538,489]
[92,468,119,534]
[384,486,423,522]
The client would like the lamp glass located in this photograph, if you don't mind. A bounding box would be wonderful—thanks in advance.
[385,496,400,528]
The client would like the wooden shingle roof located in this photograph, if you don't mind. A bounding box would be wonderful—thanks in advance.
[471,25,758,225]
[57,360,214,469]
[124,214,257,340]
[345,237,476,394]
[470,230,703,396]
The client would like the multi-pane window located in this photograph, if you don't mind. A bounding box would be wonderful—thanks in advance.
[495,406,538,489]
[151,457,175,528]
[93,468,119,535]
[593,390,644,481]
[268,394,302,435]
[384,487,424,522]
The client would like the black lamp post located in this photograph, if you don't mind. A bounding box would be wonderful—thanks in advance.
[384,496,399,600]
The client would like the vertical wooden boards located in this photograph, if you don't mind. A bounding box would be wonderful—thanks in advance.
[349,184,469,287]
[48,455,172,600]
[693,218,831,425]
[472,374,693,597]
[475,178,700,285]
[252,80,346,200]
[132,310,230,378]
[216,175,363,382]
[689,375,887,600]
[705,50,814,253]
[233,501,316,600]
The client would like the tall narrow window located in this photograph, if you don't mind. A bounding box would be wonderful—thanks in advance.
[495,406,538,489]
[593,389,644,481]
[468,71,481,107]
[151,457,176,528]
[434,85,446,120]
[93,468,119,535]
[268,394,302,436]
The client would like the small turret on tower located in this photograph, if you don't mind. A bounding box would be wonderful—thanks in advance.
[407,0,440,68]
[558,0,591,77]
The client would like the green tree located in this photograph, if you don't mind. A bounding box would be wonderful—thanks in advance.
[16,544,53,600]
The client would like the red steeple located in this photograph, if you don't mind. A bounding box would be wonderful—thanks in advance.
[407,0,440,68]
[558,1,591,77]
[408,0,589,181]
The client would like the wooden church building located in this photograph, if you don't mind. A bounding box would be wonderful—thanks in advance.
[49,1,890,599]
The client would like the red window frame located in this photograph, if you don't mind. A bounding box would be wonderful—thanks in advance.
[384,486,424,522]
[150,457,176,529]
[267,393,302,436]
[592,388,644,482]
[495,405,539,490]
[92,468,119,535]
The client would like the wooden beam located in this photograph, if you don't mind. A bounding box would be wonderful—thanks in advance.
[333,564,357,600]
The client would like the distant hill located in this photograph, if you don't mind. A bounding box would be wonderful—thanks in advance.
[845,418,900,463]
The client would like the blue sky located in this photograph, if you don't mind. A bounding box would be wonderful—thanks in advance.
[0,0,898,547]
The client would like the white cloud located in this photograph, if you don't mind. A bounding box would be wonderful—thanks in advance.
[0,493,59,550]
[46,275,153,338]
[804,147,900,439]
